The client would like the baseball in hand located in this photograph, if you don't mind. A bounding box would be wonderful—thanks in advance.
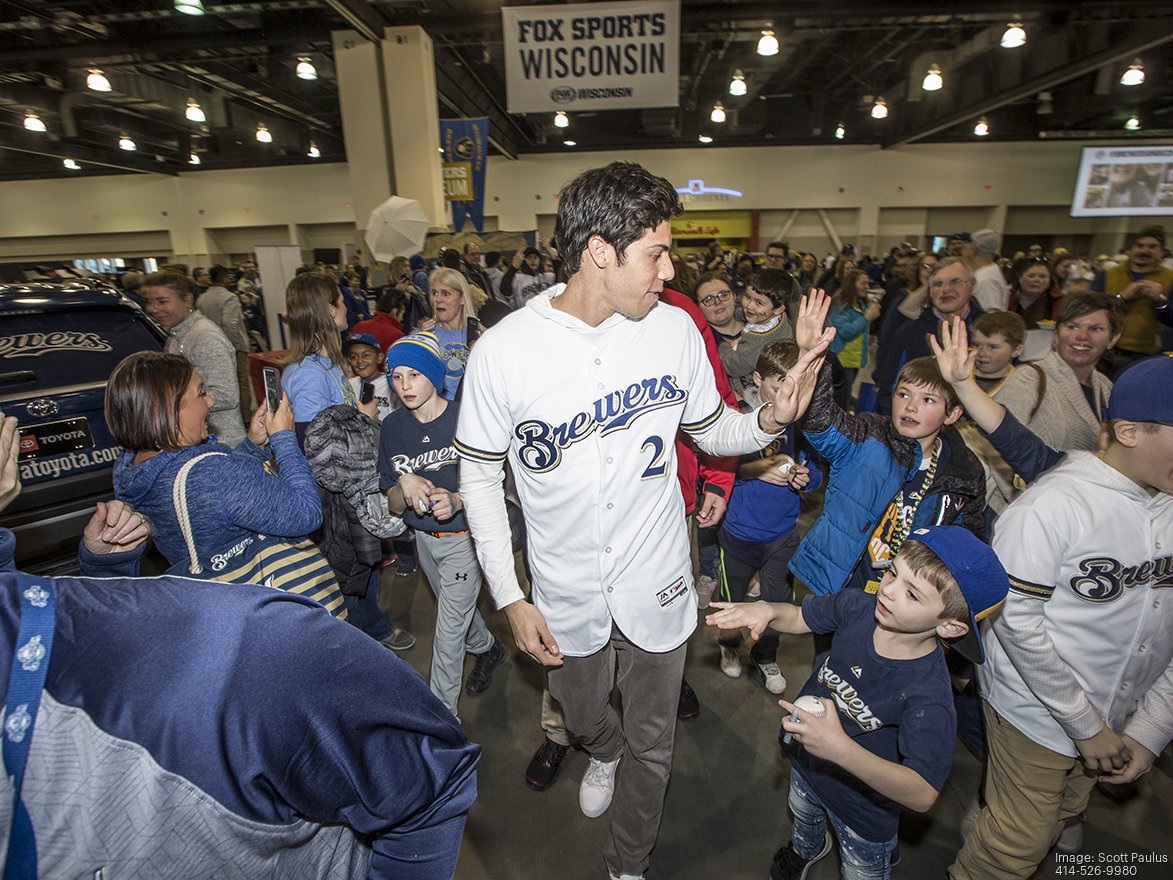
[783,695,826,744]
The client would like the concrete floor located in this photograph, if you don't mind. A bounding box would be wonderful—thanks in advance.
[379,561,1172,880]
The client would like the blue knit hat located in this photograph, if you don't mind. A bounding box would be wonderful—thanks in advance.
[385,332,445,394]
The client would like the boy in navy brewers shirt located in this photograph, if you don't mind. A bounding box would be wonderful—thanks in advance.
[708,526,1009,880]
[378,332,504,718]
[716,339,822,694]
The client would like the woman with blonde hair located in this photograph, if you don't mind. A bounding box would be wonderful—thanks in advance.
[418,267,481,399]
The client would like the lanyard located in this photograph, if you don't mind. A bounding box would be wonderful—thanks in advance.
[891,442,941,551]
[3,575,57,880]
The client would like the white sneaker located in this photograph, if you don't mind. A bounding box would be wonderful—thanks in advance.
[579,755,620,818]
[609,874,645,880]
[755,661,787,694]
[695,574,719,609]
[1055,816,1084,853]
[720,645,743,678]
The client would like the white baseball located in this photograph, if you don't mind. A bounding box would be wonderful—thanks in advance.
[792,694,826,718]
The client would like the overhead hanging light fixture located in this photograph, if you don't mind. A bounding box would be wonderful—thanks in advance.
[1000,22,1026,49]
[757,29,779,57]
[185,98,206,122]
[63,158,81,170]
[174,0,205,15]
[23,111,46,133]
[728,70,747,97]
[295,56,317,80]
[307,141,321,158]
[922,64,943,91]
[834,122,845,140]
[973,116,990,136]
[1120,59,1145,86]
[118,132,137,151]
[188,151,201,165]
[562,139,576,147]
[255,123,273,143]
[698,134,713,144]
[871,97,888,119]
[86,69,112,92]
[711,101,726,123]
[1124,114,1141,131]
[553,110,569,128]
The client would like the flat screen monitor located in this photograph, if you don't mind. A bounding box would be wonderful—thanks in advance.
[1069,145,1173,217]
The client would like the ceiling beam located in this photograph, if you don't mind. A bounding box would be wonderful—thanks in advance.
[884,19,1173,147]
[323,0,384,43]
[0,129,179,175]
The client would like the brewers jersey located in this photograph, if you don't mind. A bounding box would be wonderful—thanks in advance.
[456,286,777,656]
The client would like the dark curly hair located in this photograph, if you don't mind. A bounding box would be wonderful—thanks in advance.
[553,162,683,275]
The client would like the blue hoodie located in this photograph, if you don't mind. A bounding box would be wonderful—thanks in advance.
[113,431,322,570]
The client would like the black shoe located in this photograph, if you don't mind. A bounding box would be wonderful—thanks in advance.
[525,737,571,791]
[465,641,506,696]
[677,679,700,721]
[769,833,833,880]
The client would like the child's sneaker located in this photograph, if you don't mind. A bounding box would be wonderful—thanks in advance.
[719,645,743,678]
[754,661,787,694]
[769,832,833,880]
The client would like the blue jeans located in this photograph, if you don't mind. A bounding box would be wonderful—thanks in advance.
[789,768,897,880]
[344,568,394,641]
[697,523,719,579]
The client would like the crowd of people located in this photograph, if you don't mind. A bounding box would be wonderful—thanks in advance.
[2,167,1171,880]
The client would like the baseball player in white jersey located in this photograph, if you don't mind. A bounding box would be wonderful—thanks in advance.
[929,321,1173,880]
[455,162,833,880]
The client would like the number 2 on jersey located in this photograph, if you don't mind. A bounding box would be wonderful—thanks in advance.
[640,435,668,480]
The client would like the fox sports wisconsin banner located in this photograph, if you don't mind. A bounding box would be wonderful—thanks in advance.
[501,1,680,114]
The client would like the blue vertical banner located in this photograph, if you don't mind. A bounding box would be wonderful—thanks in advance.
[440,117,489,233]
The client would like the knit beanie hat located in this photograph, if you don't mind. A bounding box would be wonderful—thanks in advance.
[385,331,445,393]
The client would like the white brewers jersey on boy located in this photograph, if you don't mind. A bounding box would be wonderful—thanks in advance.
[456,285,775,656]
[980,451,1173,758]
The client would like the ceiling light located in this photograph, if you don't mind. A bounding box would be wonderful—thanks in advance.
[562,139,576,147]
[1124,114,1141,131]
[710,101,726,123]
[307,142,321,158]
[1000,23,1026,49]
[23,111,46,133]
[973,116,990,136]
[174,0,205,15]
[1120,59,1145,87]
[118,132,136,151]
[295,57,317,81]
[63,158,81,170]
[698,134,713,144]
[757,29,779,57]
[834,122,845,140]
[86,69,111,92]
[553,110,569,128]
[189,152,201,165]
[729,70,747,97]
[922,65,943,91]
[255,123,272,143]
[871,97,888,119]
[185,98,206,123]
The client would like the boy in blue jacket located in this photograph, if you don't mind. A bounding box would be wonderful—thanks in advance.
[716,339,822,694]
[790,292,986,600]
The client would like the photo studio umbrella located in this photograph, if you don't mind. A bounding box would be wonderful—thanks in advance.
[364,196,430,261]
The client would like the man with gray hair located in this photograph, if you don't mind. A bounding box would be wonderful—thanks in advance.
[967,227,1010,311]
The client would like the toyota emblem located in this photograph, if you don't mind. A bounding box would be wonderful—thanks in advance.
[26,399,59,418]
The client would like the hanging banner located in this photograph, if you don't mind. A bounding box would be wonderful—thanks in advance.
[501,1,680,113]
[440,117,488,233]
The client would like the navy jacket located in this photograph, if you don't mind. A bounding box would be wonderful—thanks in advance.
[874,302,984,415]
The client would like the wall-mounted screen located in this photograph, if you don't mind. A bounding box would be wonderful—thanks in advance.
[1070,145,1173,217]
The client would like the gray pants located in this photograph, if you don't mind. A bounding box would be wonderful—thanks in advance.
[415,531,494,716]
[548,624,686,878]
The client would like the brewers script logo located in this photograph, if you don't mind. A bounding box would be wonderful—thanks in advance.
[1069,554,1173,602]
[0,332,112,358]
[515,374,686,472]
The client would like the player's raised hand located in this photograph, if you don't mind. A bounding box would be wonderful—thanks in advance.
[794,289,833,354]
[504,599,564,667]
[929,316,977,385]
[761,331,835,428]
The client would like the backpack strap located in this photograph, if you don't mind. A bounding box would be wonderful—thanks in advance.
[170,452,228,575]
[1025,362,1047,421]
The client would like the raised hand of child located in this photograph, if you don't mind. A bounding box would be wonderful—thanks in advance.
[794,289,832,354]
[706,601,775,641]
[779,697,849,762]
[929,316,977,385]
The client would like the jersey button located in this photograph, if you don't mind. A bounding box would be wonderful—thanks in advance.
[606,586,614,593]
[607,502,614,509]
[607,457,614,464]
[605,546,613,553]
[1138,645,1146,653]
[594,358,601,365]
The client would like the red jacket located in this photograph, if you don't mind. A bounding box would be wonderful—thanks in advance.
[352,311,405,354]
[659,288,738,515]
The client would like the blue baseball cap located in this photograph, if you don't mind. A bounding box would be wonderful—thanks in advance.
[342,331,381,355]
[906,526,1009,664]
[1106,356,1173,424]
